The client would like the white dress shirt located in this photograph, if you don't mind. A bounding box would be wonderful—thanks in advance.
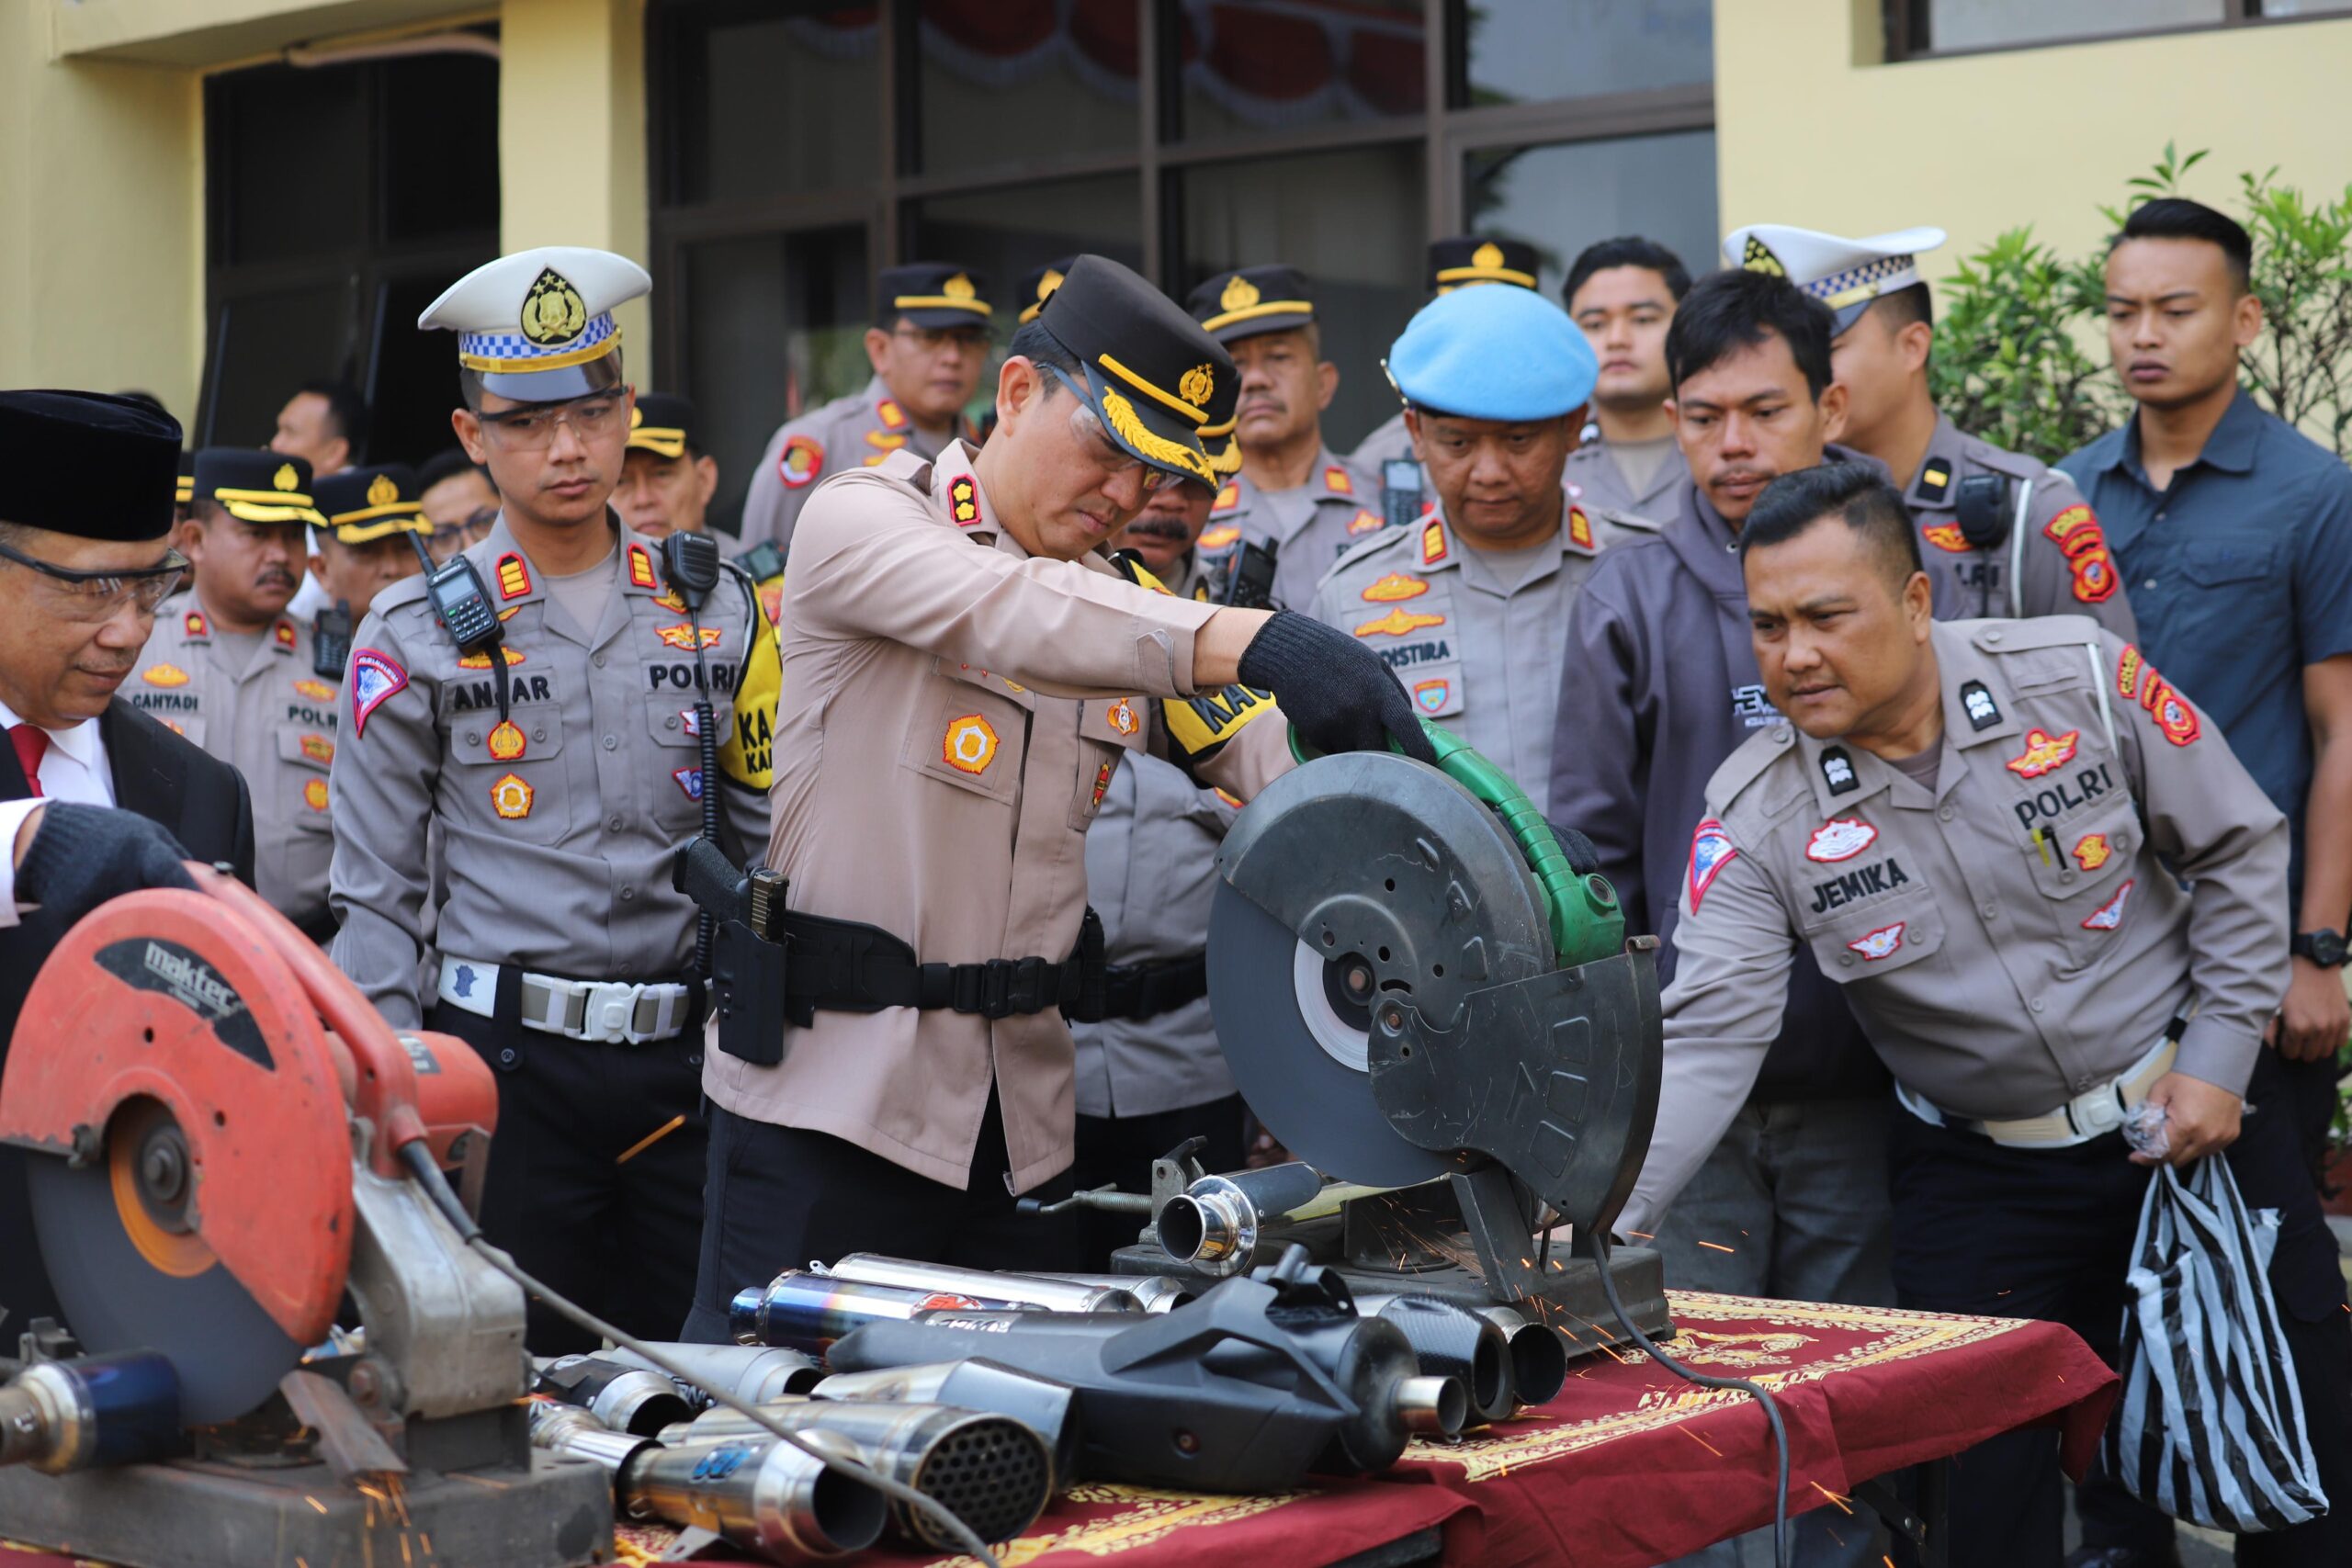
[0,694,116,928]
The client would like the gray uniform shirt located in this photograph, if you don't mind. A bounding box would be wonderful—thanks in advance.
[1620,617,2290,1235]
[1905,412,2137,638]
[736,373,971,562]
[1195,451,1384,611]
[127,597,339,928]
[329,515,775,1027]
[1348,407,1412,472]
[1307,502,1647,819]
[1071,547,1241,1119]
[1563,436,1687,526]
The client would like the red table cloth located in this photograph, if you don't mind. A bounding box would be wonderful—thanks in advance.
[1,1292,2120,1568]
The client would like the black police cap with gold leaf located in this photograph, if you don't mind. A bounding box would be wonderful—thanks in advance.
[626,393,701,460]
[0,390,182,542]
[314,464,433,545]
[1186,265,1316,345]
[1017,256,1079,325]
[193,448,325,527]
[1427,236,1540,294]
[1029,254,1237,488]
[878,263,993,331]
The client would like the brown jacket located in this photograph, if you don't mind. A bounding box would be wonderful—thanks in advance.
[707,443,1295,1190]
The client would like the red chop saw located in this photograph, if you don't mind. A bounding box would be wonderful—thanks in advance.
[0,865,611,1567]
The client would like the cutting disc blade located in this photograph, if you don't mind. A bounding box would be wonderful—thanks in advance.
[1208,880,1454,1188]
[28,1140,301,1427]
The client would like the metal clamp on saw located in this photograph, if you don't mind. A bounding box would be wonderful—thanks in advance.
[1157,716,1669,1341]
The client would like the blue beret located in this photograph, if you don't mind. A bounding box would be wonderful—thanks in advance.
[1386,283,1597,423]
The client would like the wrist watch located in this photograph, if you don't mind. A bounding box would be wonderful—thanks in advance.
[2290,928,2349,967]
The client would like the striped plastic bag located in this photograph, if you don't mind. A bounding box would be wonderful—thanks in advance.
[2099,1156,2328,1531]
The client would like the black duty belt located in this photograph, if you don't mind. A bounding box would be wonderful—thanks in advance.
[1099,954,1207,1021]
[775,906,1107,1025]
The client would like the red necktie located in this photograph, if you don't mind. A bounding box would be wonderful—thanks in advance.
[9,724,48,798]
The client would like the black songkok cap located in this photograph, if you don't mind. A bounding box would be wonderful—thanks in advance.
[0,390,183,542]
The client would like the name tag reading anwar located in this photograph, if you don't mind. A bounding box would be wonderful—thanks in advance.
[1161,682,1278,761]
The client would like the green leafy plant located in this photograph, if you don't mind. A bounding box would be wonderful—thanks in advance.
[1928,143,2352,463]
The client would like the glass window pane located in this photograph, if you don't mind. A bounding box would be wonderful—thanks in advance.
[662,6,881,203]
[1462,0,1713,107]
[371,271,496,467]
[682,228,873,536]
[905,174,1144,298]
[917,0,1141,177]
[209,63,368,265]
[1916,0,2222,53]
[1173,0,1426,141]
[2261,0,2352,14]
[1464,131,1720,307]
[1178,144,1425,450]
[379,52,502,246]
[204,284,356,447]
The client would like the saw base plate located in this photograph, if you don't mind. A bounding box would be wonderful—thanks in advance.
[0,1450,612,1568]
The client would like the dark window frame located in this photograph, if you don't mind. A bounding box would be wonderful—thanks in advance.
[198,43,501,455]
[645,0,1716,400]
[1883,0,2337,63]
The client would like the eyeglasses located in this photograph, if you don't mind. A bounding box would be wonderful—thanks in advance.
[1041,367,1188,494]
[476,394,626,449]
[0,539,187,621]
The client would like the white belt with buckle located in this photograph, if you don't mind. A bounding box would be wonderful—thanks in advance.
[437,956,702,1045]
[1897,1034,2179,1148]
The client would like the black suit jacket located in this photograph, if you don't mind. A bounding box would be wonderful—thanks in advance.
[0,700,255,1331]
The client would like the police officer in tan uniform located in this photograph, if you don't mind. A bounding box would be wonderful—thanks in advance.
[1621,462,2352,1568]
[684,255,1436,1337]
[129,448,338,940]
[310,464,433,626]
[1183,266,1377,609]
[1310,274,1630,820]
[1349,236,1544,475]
[1727,224,2135,636]
[330,247,779,1350]
[735,262,989,568]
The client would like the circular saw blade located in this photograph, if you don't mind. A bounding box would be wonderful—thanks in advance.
[28,1149,301,1427]
[1208,880,1453,1188]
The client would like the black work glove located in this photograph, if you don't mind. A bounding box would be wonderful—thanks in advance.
[1545,820,1601,876]
[1238,610,1438,765]
[17,803,198,924]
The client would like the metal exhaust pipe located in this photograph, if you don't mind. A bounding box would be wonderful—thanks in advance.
[621,1437,890,1560]
[533,1354,697,1436]
[1475,1307,1570,1407]
[812,1359,1081,1491]
[1030,1272,1199,1312]
[822,1255,1143,1314]
[607,1343,824,1403]
[729,1271,1044,1354]
[0,1351,183,1472]
[1393,1374,1468,1435]
[655,1401,1054,1550]
[1153,1167,1408,1276]
[1351,1294,1514,1424]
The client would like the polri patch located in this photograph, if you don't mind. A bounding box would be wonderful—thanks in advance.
[349,649,408,739]
[1687,818,1738,911]
[2073,832,2112,871]
[1347,508,1383,536]
[628,543,658,590]
[183,610,209,637]
[1419,519,1448,567]
[302,778,329,812]
[1091,759,1114,808]
[777,434,823,488]
[487,720,526,761]
[656,624,723,651]
[1353,608,1446,639]
[1915,461,1951,503]
[1324,466,1354,496]
[1922,523,1971,554]
[672,766,703,801]
[1360,573,1428,603]
[294,678,335,702]
[1820,747,1860,795]
[944,714,999,775]
[1107,698,1140,737]
[1413,678,1451,714]
[1961,681,2001,731]
[300,734,334,765]
[1567,506,1595,551]
[274,621,298,651]
[949,475,982,527]
[142,663,189,688]
[457,647,526,670]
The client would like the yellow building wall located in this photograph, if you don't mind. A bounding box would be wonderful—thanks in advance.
[0,4,204,418]
[0,0,652,427]
[1714,1,2352,279]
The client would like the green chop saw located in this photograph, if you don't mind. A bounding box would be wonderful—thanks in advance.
[1117,721,1670,1344]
